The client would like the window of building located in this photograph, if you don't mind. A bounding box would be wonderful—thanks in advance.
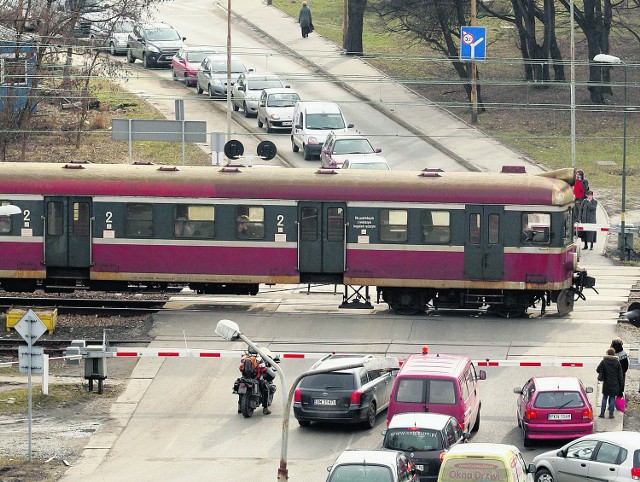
[0,53,29,85]
[125,204,153,237]
[380,209,407,243]
[236,206,264,240]
[522,213,551,244]
[174,205,215,238]
[421,210,450,244]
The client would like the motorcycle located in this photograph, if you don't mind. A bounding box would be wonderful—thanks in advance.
[233,348,279,418]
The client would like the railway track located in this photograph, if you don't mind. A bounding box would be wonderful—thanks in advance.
[0,296,169,315]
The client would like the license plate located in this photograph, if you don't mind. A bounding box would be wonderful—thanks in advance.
[548,413,571,420]
[415,465,424,472]
[282,122,292,126]
[238,384,247,394]
[313,399,337,406]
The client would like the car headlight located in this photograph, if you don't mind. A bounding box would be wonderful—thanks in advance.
[147,44,160,53]
[307,137,319,144]
[269,114,281,120]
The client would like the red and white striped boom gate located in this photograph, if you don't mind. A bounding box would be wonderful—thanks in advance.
[575,223,638,233]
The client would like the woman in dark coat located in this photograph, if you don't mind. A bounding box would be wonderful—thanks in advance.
[579,190,597,249]
[298,1,312,38]
[611,338,629,396]
[596,348,623,419]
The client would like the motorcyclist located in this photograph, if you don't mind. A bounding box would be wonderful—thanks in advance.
[239,346,275,415]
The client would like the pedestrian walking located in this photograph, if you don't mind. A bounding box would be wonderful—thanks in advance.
[611,338,629,397]
[298,1,313,38]
[596,348,624,419]
[579,190,598,250]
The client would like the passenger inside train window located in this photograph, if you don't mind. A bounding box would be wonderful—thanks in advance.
[236,212,264,240]
[421,210,450,244]
[0,215,10,234]
[522,213,551,244]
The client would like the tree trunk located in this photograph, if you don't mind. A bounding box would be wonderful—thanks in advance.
[344,0,367,55]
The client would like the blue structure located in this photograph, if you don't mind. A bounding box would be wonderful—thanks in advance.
[0,25,37,114]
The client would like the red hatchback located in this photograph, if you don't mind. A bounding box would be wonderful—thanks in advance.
[513,376,594,447]
[171,46,219,87]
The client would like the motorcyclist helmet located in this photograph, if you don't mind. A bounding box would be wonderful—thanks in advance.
[247,345,258,355]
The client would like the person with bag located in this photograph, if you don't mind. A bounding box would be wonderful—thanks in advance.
[596,348,624,419]
[611,338,629,397]
[298,1,313,38]
[579,190,598,250]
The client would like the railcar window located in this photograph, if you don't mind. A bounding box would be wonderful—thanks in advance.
[327,207,344,241]
[421,210,450,244]
[469,214,480,244]
[300,207,318,241]
[564,209,573,244]
[47,201,64,236]
[522,213,551,244]
[488,214,500,244]
[125,204,153,237]
[380,209,407,243]
[174,205,215,238]
[73,202,90,236]
[236,206,264,240]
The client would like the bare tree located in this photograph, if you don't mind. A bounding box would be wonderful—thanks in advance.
[344,0,367,55]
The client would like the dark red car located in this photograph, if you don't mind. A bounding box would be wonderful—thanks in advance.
[514,376,594,447]
[171,46,219,87]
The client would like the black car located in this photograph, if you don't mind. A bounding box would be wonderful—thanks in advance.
[127,22,185,68]
[293,354,393,428]
[382,412,467,482]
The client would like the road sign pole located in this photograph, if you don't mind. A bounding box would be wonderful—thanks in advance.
[27,320,33,462]
[470,0,478,124]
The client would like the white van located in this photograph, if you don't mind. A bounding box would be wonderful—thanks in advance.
[291,101,353,160]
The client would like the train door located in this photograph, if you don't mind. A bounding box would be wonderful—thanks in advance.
[44,197,93,269]
[463,205,504,281]
[297,202,346,280]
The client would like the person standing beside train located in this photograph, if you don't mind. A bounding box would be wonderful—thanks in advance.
[579,190,598,250]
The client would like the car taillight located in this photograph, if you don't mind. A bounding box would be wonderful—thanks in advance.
[631,467,640,480]
[350,391,362,404]
[439,451,446,462]
[582,408,593,420]
[294,389,301,403]
[525,409,537,420]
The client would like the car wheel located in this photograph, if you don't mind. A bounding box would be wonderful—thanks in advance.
[535,469,554,482]
[196,83,203,95]
[109,42,117,56]
[257,118,263,128]
[364,401,376,429]
[523,428,532,448]
[127,48,135,63]
[208,86,215,99]
[471,407,480,432]
[142,53,150,69]
[266,122,273,134]
[243,102,251,118]
[184,73,192,86]
[303,145,313,160]
[292,136,299,153]
[298,420,311,427]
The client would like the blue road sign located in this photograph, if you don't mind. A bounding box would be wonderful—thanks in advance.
[460,26,487,61]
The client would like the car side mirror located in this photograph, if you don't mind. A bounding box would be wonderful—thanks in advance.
[557,449,567,458]
[285,84,290,88]
[259,101,265,107]
[527,464,536,474]
[295,124,302,130]
[513,387,523,394]
[381,429,387,436]
[478,370,487,380]
[326,466,332,472]
[462,432,471,441]
[347,123,354,128]
[585,387,593,393]
[238,85,245,91]
[137,37,143,42]
[374,148,382,153]
[182,36,186,41]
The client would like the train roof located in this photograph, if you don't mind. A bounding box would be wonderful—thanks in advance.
[0,163,575,206]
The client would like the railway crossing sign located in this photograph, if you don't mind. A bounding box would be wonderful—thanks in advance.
[19,346,44,374]
[460,26,487,60]
[13,309,47,346]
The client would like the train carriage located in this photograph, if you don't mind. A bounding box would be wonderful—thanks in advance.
[0,162,594,315]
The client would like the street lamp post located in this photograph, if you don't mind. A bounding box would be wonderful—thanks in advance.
[593,54,627,260]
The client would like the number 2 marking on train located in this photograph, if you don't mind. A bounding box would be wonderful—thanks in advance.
[277,215,284,226]
[106,212,113,223]
[23,210,31,222]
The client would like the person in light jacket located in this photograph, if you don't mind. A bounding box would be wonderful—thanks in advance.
[596,348,623,419]
[579,190,597,250]
[298,1,313,38]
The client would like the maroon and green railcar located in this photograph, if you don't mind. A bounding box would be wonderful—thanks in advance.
[0,162,594,315]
